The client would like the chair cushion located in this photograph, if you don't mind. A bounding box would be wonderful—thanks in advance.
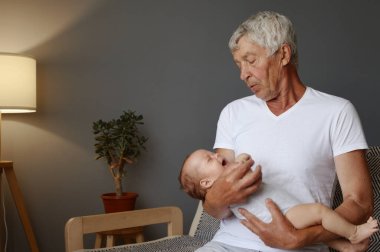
[77,236,208,252]
[193,209,220,241]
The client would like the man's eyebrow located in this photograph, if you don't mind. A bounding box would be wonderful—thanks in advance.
[236,52,256,61]
[242,52,256,58]
[234,53,256,63]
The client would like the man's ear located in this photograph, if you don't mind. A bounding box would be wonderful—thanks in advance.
[200,178,215,189]
[280,44,292,66]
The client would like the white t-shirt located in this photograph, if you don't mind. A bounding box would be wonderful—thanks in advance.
[212,87,368,252]
[230,182,301,222]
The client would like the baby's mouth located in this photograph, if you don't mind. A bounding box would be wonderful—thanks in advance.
[222,159,227,166]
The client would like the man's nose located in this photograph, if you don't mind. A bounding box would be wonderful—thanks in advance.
[240,64,250,81]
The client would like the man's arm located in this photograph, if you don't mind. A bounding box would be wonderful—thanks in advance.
[203,148,262,219]
[239,149,373,249]
[334,150,373,223]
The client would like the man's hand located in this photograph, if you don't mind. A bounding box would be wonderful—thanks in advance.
[203,158,262,219]
[239,198,302,249]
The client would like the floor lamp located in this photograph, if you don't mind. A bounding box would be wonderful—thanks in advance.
[0,54,39,252]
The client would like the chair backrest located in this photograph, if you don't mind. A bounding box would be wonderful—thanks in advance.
[193,209,220,242]
[65,206,183,252]
[189,201,220,241]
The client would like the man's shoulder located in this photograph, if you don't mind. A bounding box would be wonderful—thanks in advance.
[223,95,260,110]
[306,87,350,107]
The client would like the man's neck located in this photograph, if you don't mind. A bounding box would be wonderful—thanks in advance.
[266,67,306,116]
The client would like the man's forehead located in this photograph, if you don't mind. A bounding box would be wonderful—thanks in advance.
[232,41,267,59]
[233,50,256,60]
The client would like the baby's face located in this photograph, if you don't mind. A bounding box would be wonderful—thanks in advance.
[191,149,228,179]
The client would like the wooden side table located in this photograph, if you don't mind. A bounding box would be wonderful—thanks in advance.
[0,161,39,252]
[94,226,144,248]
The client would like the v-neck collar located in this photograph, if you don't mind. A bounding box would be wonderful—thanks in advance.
[259,86,309,120]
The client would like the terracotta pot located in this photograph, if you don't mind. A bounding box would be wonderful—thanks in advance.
[101,192,138,213]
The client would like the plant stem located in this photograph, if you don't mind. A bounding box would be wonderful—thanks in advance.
[114,175,123,196]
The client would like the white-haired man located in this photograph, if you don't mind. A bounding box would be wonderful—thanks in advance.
[200,11,373,252]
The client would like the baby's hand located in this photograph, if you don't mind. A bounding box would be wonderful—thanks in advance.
[236,153,251,164]
[235,154,261,174]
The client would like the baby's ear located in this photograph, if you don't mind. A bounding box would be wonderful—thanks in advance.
[200,178,215,189]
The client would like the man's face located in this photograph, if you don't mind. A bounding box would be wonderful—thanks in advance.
[232,35,282,101]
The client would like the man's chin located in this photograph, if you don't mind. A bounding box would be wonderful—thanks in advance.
[250,86,263,98]
[254,90,276,102]
[253,91,265,100]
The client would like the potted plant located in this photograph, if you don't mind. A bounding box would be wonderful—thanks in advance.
[93,110,148,213]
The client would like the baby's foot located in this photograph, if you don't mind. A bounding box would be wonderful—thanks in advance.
[349,216,379,244]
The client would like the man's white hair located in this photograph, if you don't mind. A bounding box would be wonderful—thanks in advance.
[229,11,298,66]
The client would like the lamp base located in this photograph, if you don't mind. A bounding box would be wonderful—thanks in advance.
[0,161,39,252]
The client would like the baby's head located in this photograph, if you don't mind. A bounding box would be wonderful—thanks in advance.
[179,149,228,200]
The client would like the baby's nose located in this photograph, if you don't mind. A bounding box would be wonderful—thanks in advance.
[212,153,221,161]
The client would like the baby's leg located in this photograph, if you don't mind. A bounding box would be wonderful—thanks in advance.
[285,203,378,243]
[285,203,343,229]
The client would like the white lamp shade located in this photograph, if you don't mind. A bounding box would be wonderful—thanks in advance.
[0,54,36,113]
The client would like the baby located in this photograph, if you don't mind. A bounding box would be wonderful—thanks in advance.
[179,149,378,252]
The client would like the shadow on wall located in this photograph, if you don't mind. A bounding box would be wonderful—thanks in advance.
[0,0,106,53]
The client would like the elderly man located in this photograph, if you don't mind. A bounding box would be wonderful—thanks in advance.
[200,11,373,252]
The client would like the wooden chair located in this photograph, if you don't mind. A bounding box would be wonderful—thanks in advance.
[94,226,145,248]
[65,206,186,252]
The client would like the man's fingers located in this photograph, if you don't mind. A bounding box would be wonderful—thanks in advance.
[265,198,282,218]
[224,158,255,181]
[239,208,265,234]
[209,158,262,207]
[226,164,262,203]
[238,165,262,190]
[239,207,261,223]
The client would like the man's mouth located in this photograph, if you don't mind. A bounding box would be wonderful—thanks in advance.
[248,84,257,93]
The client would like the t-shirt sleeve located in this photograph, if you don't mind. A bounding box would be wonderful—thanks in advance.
[331,101,368,156]
[213,105,235,150]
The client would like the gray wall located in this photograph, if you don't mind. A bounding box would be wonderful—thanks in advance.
[0,0,379,251]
